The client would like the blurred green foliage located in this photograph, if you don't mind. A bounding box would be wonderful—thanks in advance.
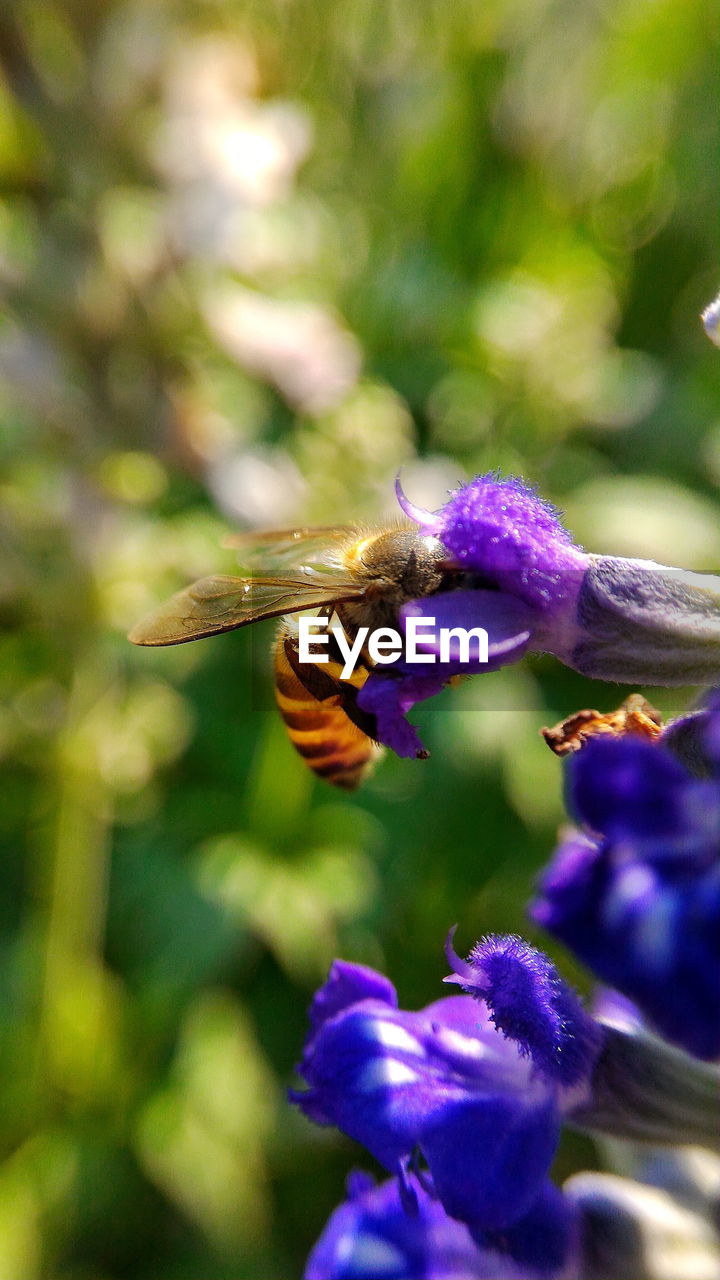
[0,1,719,1275]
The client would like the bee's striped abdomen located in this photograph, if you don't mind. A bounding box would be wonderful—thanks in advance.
[274,632,380,789]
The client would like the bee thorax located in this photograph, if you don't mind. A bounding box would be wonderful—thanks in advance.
[351,530,447,600]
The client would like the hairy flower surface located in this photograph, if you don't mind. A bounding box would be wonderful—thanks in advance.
[443,932,600,1085]
[360,473,720,757]
[531,708,720,1059]
[397,472,585,611]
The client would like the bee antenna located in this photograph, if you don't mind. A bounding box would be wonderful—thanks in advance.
[394,474,434,528]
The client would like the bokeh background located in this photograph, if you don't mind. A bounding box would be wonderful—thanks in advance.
[1,1,719,1276]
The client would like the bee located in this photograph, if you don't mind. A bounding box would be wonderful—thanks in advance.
[128,524,457,788]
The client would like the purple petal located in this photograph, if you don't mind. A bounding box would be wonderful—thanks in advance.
[591,988,645,1033]
[356,590,535,757]
[357,671,448,758]
[308,960,398,1038]
[661,688,720,778]
[292,985,550,1178]
[401,589,534,670]
[443,926,476,985]
[529,833,603,937]
[304,1173,522,1280]
[476,1179,579,1276]
[569,734,719,851]
[421,1093,560,1232]
[395,474,436,528]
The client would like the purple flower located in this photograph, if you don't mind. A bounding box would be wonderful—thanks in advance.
[530,709,720,1059]
[360,472,720,758]
[304,1172,537,1280]
[294,941,720,1279]
[305,1161,720,1280]
[290,942,601,1243]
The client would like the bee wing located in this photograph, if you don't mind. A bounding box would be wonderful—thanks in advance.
[128,575,365,647]
[222,526,359,576]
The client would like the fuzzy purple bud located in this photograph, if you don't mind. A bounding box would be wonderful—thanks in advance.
[444,931,600,1085]
[396,472,586,611]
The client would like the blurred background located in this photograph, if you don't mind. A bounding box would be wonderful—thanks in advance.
[1,1,719,1276]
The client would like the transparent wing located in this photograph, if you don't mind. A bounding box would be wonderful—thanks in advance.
[128,575,365,647]
[222,526,361,577]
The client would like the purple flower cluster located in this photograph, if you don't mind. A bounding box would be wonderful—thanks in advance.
[291,474,720,1278]
[359,472,720,758]
[291,933,719,1276]
[531,699,720,1061]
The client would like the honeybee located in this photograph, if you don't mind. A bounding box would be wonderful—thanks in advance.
[129,524,459,788]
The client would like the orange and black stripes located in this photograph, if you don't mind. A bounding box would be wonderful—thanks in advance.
[274,631,381,789]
